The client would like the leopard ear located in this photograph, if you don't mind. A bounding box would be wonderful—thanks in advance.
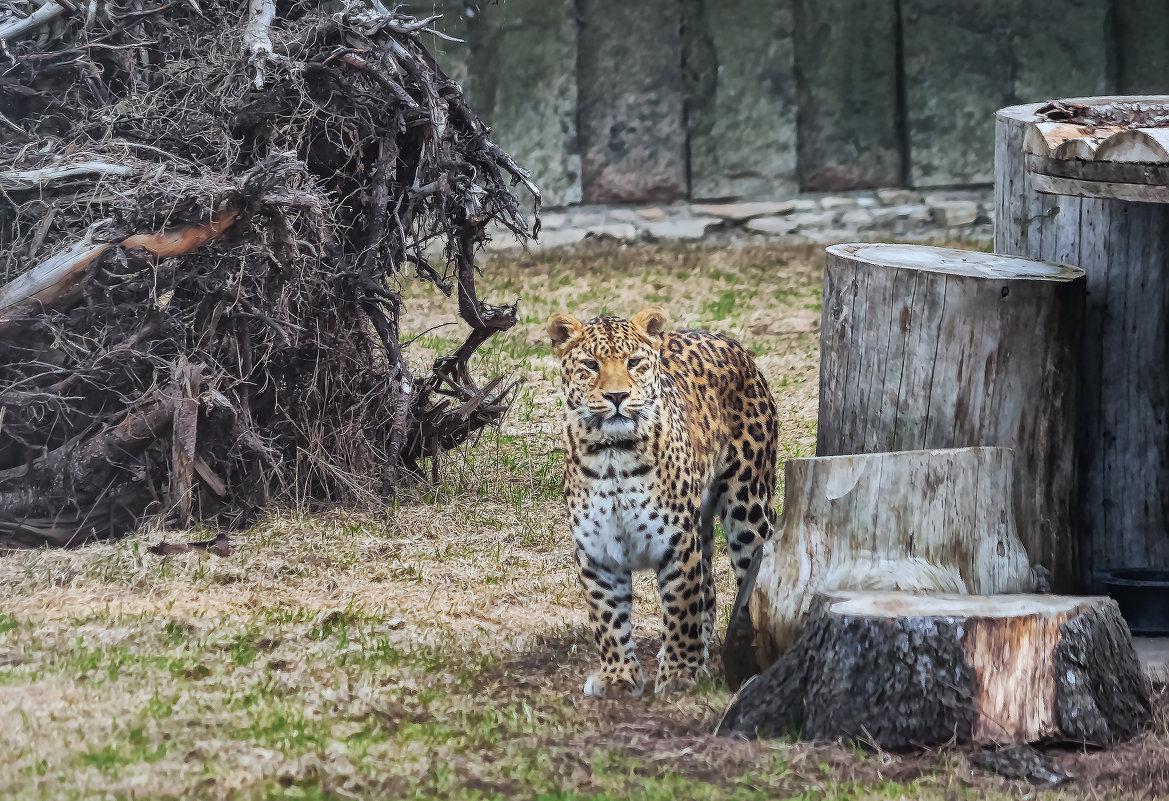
[632,306,668,340]
[546,313,584,356]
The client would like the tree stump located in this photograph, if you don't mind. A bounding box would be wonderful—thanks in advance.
[719,591,1150,749]
[817,243,1085,592]
[995,97,1169,592]
[722,446,1034,689]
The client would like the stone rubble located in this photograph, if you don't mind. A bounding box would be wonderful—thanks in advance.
[689,201,797,221]
[480,187,994,253]
[929,200,980,227]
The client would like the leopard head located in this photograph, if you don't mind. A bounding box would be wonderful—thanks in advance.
[546,306,668,436]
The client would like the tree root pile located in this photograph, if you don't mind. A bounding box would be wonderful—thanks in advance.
[0,0,539,547]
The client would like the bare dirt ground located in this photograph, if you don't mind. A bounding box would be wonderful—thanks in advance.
[1,241,1166,800]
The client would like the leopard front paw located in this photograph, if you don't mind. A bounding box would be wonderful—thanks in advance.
[583,664,645,698]
[654,664,698,695]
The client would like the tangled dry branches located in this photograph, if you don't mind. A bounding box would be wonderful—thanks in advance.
[0,0,539,547]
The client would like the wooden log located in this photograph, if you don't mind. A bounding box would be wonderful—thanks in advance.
[719,591,1151,749]
[723,446,1034,689]
[1094,128,1169,164]
[0,210,238,332]
[995,97,1169,592]
[816,243,1085,592]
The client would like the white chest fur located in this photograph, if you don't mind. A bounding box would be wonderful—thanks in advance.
[571,448,669,573]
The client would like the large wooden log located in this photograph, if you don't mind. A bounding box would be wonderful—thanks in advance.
[996,97,1169,592]
[719,591,1151,749]
[817,243,1085,592]
[723,446,1034,689]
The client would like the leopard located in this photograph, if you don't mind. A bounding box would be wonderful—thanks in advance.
[546,305,779,697]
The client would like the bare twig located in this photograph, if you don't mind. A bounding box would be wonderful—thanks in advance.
[0,161,143,191]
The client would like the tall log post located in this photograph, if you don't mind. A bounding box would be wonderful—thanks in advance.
[996,97,1169,591]
[816,243,1085,592]
[724,446,1035,689]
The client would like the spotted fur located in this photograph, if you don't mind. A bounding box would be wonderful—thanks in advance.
[547,306,779,697]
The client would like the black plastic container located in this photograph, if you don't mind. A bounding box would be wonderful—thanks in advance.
[1100,568,1169,635]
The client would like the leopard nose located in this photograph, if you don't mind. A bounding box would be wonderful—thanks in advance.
[603,391,629,409]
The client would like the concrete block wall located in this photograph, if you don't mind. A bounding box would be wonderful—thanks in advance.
[418,0,1169,207]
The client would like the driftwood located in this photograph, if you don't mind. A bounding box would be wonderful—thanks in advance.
[722,447,1034,690]
[996,97,1169,590]
[0,3,539,546]
[719,591,1150,749]
[816,243,1085,591]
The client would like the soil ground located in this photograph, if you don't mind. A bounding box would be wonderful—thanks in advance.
[1,242,1166,800]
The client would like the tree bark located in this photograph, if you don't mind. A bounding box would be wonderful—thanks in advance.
[719,591,1150,749]
[816,242,1085,592]
[723,446,1034,689]
[995,97,1169,592]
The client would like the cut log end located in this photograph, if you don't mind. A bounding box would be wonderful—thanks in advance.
[824,243,1084,282]
[719,591,1150,750]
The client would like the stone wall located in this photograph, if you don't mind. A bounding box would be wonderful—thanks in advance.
[416,1,1168,207]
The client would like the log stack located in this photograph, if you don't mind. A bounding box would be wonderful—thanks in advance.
[816,243,1085,592]
[720,101,1167,746]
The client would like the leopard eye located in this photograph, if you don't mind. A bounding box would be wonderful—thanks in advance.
[581,359,599,371]
[627,357,643,368]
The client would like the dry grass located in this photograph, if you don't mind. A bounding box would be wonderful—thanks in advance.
[1,241,1165,800]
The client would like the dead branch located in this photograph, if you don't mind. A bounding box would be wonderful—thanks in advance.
[0,209,238,329]
[0,0,68,43]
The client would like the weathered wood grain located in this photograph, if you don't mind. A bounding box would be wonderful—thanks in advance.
[719,591,1150,748]
[726,447,1034,683]
[1025,152,1169,186]
[1029,173,1169,203]
[996,97,1169,591]
[815,243,1085,591]
[1095,128,1169,164]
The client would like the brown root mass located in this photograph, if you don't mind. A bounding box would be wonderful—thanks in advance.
[0,0,539,547]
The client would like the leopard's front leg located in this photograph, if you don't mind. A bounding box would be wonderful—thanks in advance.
[575,549,643,697]
[654,528,710,694]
